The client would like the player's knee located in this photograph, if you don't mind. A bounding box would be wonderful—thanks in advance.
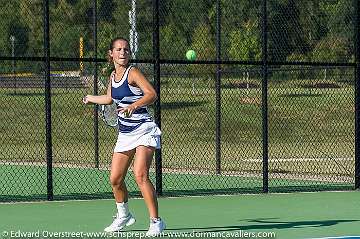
[109,174,125,187]
[134,171,149,186]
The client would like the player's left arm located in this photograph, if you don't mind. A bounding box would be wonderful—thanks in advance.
[119,68,157,115]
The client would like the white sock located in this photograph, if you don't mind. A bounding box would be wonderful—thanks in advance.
[150,217,161,223]
[116,202,129,217]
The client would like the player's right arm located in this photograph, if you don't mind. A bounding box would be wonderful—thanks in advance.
[83,76,113,105]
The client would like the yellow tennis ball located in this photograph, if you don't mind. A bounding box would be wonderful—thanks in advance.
[186,50,196,61]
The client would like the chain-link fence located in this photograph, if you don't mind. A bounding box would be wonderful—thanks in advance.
[0,0,359,202]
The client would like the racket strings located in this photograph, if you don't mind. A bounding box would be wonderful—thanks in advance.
[100,103,119,127]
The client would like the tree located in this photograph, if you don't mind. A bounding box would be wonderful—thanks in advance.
[311,35,350,62]
[161,0,213,50]
[50,0,78,58]
[190,23,216,78]
[19,0,43,56]
[191,23,216,60]
[98,0,116,22]
[8,22,29,57]
[228,20,261,61]
[268,0,313,61]
[319,0,354,62]
[220,0,261,60]
[0,1,29,57]
[160,23,187,59]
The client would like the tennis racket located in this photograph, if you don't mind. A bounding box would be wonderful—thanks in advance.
[98,101,118,127]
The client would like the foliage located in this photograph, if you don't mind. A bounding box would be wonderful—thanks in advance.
[228,20,261,61]
[190,23,216,78]
[0,0,355,73]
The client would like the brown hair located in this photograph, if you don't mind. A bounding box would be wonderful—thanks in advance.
[102,37,130,76]
[109,37,130,50]
[107,37,131,64]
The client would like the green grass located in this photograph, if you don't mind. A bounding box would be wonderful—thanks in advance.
[160,78,354,176]
[0,76,356,197]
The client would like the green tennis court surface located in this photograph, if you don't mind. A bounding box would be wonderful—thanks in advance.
[0,164,352,201]
[0,191,359,239]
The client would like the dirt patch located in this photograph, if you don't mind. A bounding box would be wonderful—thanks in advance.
[240,97,261,105]
[301,82,341,89]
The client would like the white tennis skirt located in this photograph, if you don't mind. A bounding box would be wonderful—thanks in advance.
[113,121,161,152]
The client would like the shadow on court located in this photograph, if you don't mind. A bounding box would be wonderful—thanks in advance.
[162,218,359,232]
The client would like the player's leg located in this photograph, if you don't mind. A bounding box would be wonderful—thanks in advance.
[110,150,134,202]
[104,150,136,232]
[133,146,166,236]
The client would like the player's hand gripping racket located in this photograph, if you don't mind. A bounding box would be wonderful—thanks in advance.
[98,102,118,127]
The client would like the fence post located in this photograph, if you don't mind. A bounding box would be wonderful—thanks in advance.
[215,0,222,174]
[261,0,269,193]
[153,0,162,195]
[43,0,53,201]
[10,36,17,95]
[93,0,100,169]
[355,0,360,189]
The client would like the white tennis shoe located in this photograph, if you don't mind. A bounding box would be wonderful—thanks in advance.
[145,218,166,237]
[104,213,136,232]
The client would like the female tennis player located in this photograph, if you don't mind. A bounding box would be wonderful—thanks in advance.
[82,37,165,236]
